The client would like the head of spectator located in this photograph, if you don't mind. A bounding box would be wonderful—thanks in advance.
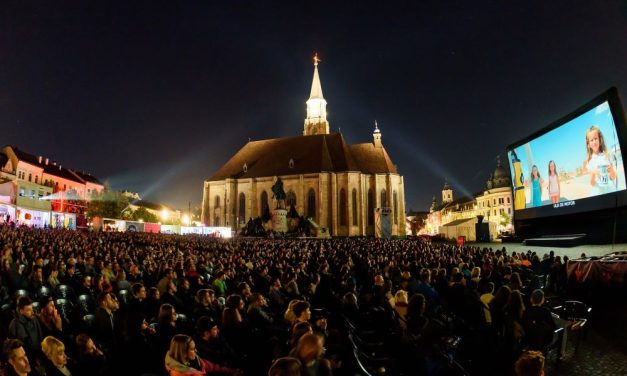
[132,283,146,300]
[530,289,545,307]
[196,316,219,341]
[3,339,31,376]
[341,292,359,310]
[17,296,35,321]
[158,303,177,327]
[41,336,68,370]
[249,293,268,309]
[394,290,409,306]
[514,351,545,376]
[237,282,252,298]
[268,357,302,376]
[97,292,119,314]
[407,293,426,317]
[148,286,161,301]
[75,333,104,359]
[290,321,313,347]
[294,333,327,368]
[491,285,512,314]
[284,299,301,324]
[374,274,384,286]
[508,290,526,321]
[292,301,311,323]
[165,334,198,371]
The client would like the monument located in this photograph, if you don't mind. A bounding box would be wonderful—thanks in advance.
[271,177,288,232]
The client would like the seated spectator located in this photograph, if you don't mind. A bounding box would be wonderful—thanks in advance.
[8,296,43,358]
[291,301,311,325]
[247,293,275,336]
[2,339,32,376]
[145,287,162,322]
[194,316,238,368]
[162,281,184,312]
[522,289,557,351]
[38,296,68,341]
[391,290,409,326]
[40,335,75,376]
[193,289,220,321]
[479,282,495,325]
[164,334,238,375]
[155,303,180,355]
[93,292,121,354]
[514,350,545,376]
[47,267,61,289]
[292,333,331,376]
[74,334,107,376]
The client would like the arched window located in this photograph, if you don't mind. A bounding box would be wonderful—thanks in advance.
[307,189,316,219]
[352,189,358,226]
[214,215,220,226]
[368,188,374,225]
[214,195,221,208]
[286,190,297,208]
[339,188,347,226]
[238,192,246,224]
[260,191,269,214]
[393,190,399,225]
[380,189,387,208]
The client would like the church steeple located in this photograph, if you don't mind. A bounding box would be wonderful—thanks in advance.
[373,120,382,148]
[304,53,329,136]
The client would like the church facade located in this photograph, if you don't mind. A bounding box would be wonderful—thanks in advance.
[201,58,406,236]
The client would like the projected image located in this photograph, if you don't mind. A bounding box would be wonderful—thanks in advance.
[509,101,626,211]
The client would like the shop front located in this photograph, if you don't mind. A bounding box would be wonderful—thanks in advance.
[15,207,51,228]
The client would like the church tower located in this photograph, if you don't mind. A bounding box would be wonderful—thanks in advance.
[304,54,329,136]
[373,120,382,148]
[442,181,453,204]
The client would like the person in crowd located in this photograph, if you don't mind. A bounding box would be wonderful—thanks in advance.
[40,335,74,376]
[8,296,43,358]
[155,303,180,354]
[47,267,61,289]
[164,334,239,375]
[158,268,177,296]
[391,289,409,328]
[193,316,238,368]
[93,291,120,354]
[247,293,275,336]
[479,282,495,325]
[212,271,228,297]
[268,357,302,376]
[38,296,68,340]
[2,339,32,376]
[292,333,332,376]
[162,281,184,312]
[74,334,107,376]
[514,350,545,376]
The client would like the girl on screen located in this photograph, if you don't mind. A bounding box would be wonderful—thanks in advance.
[583,125,616,195]
[547,160,560,204]
[526,165,543,207]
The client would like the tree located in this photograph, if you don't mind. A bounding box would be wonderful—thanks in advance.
[500,212,511,228]
[130,207,159,223]
[86,191,130,220]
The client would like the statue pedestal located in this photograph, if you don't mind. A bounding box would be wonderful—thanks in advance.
[271,209,288,233]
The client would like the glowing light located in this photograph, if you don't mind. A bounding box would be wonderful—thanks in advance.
[182,214,190,226]
[160,209,169,221]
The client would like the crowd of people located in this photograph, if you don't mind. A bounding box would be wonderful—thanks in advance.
[0,224,572,375]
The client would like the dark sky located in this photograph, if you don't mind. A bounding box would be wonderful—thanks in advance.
[2,1,627,211]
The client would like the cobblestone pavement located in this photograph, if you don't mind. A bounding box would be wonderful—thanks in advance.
[545,301,627,376]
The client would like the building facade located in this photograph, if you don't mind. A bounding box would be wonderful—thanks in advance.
[0,146,104,228]
[201,58,406,236]
[425,158,514,240]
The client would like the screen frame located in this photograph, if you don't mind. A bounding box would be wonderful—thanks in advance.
[506,87,627,220]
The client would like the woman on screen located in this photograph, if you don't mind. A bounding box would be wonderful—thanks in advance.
[547,160,560,204]
[583,125,616,195]
[526,165,543,207]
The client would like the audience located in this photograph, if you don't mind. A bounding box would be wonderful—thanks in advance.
[0,224,574,375]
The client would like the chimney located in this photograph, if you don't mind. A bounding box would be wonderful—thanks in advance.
[45,158,49,165]
[38,156,42,164]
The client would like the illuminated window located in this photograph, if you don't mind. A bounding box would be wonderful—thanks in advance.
[19,188,24,196]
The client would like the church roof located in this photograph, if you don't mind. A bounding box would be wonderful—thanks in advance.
[208,133,398,181]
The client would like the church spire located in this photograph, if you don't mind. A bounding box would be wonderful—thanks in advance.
[304,53,329,136]
[373,120,382,148]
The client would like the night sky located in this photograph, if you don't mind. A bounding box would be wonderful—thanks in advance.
[3,1,627,212]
